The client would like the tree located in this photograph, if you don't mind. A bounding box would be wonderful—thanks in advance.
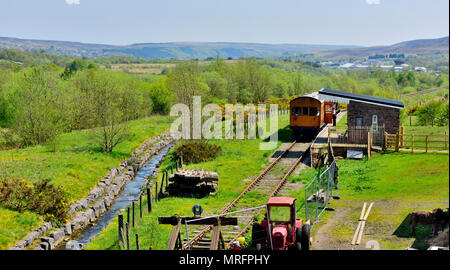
[148,79,173,114]
[166,61,210,109]
[436,102,449,126]
[85,71,129,153]
[417,100,442,127]
[9,67,65,146]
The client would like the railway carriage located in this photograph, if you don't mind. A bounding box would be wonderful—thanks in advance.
[290,93,335,139]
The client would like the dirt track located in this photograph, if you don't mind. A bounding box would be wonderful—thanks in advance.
[311,198,449,250]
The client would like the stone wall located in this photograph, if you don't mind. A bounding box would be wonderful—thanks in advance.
[347,101,400,134]
[10,132,175,250]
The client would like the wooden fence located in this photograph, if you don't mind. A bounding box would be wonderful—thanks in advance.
[385,129,449,153]
[117,156,183,250]
[329,126,385,148]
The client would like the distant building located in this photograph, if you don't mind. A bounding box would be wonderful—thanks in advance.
[394,66,403,72]
[339,63,355,69]
[415,67,427,72]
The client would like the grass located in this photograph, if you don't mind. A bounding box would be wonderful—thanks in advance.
[85,114,291,250]
[310,152,449,250]
[0,115,174,249]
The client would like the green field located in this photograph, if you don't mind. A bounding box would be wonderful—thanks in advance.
[86,114,291,250]
[0,115,174,249]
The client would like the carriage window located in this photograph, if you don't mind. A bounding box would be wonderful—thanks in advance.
[309,107,319,116]
[355,117,364,129]
[291,108,300,116]
[302,107,308,115]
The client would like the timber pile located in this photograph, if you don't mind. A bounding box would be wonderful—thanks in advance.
[165,169,218,197]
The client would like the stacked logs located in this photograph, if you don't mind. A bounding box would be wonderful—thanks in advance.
[165,169,218,198]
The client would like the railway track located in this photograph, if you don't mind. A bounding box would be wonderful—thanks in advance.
[182,140,312,250]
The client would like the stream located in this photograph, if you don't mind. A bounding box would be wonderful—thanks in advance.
[66,143,174,249]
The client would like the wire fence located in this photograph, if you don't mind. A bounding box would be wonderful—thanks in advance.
[304,156,338,227]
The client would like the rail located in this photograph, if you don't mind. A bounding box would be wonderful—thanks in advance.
[182,140,301,249]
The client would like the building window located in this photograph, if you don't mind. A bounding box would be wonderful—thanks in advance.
[355,116,364,128]
[372,115,378,131]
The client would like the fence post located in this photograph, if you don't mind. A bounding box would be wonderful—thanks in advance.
[155,181,159,202]
[127,207,130,226]
[139,195,143,219]
[165,171,169,189]
[411,134,414,153]
[160,173,165,195]
[132,201,135,227]
[426,135,429,153]
[135,234,140,250]
[118,215,124,248]
[126,222,130,250]
[147,187,152,212]
[395,132,399,152]
[400,126,405,147]
[384,132,388,151]
[367,131,371,160]
[445,131,447,150]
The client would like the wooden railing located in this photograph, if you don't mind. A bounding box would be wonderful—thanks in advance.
[385,129,449,153]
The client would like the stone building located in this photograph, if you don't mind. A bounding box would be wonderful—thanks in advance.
[318,88,404,144]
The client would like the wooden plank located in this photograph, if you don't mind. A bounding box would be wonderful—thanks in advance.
[167,218,181,250]
[356,202,374,245]
[158,216,238,226]
[351,202,367,245]
[210,219,221,250]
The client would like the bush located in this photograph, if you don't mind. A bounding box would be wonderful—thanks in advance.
[0,178,32,212]
[28,179,69,224]
[0,178,68,224]
[172,140,221,164]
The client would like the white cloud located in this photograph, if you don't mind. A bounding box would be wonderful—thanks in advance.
[66,0,80,5]
[366,0,380,4]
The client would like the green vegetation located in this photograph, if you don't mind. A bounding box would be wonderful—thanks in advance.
[0,47,448,250]
[172,140,222,164]
[310,152,449,250]
[0,178,69,224]
[85,114,290,250]
[0,115,173,249]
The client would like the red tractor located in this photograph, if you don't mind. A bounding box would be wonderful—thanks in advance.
[251,197,311,250]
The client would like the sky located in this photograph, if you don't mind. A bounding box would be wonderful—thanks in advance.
[0,0,448,47]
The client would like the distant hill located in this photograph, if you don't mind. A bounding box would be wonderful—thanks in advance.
[312,36,449,59]
[0,37,360,60]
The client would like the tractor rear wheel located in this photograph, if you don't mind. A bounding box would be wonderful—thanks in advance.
[251,223,267,249]
[301,224,311,251]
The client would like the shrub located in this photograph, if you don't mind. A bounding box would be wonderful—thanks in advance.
[172,140,221,164]
[0,178,32,212]
[28,179,69,225]
[0,178,68,224]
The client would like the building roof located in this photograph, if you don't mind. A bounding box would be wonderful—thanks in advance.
[318,88,404,109]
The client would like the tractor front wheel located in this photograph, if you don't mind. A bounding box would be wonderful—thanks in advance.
[301,224,311,251]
